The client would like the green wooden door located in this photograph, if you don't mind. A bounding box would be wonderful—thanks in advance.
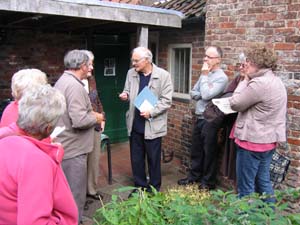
[94,37,130,143]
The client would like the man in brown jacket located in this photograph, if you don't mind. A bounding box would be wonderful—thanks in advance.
[55,49,104,224]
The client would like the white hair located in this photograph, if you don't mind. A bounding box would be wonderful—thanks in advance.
[239,52,246,63]
[17,84,66,136]
[81,50,94,61]
[132,47,153,63]
[11,69,48,100]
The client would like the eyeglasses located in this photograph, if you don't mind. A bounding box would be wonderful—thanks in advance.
[204,55,220,59]
[236,63,246,68]
[131,57,145,64]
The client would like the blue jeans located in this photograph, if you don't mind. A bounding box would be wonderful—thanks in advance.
[236,146,275,203]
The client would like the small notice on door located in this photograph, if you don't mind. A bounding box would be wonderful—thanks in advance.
[104,58,116,76]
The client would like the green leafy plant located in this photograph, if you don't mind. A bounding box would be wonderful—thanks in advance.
[93,185,300,225]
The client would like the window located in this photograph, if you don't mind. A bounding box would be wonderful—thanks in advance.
[168,44,192,99]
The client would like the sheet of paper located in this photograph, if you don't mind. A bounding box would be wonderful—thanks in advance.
[212,97,237,114]
[139,99,155,112]
[50,126,66,139]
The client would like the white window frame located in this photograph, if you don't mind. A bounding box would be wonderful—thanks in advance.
[168,44,192,99]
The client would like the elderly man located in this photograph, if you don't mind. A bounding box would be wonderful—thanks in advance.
[177,46,228,190]
[54,49,104,223]
[119,47,173,196]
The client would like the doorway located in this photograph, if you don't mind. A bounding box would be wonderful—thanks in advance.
[94,35,130,143]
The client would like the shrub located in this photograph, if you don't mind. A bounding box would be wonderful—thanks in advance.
[93,186,300,225]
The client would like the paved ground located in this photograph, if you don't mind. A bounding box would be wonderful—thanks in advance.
[82,142,184,225]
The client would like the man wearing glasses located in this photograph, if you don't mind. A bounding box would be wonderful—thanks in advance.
[119,47,173,197]
[54,50,104,224]
[178,46,228,190]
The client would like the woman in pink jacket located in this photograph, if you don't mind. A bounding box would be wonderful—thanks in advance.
[0,85,78,224]
[0,68,47,127]
[229,45,287,203]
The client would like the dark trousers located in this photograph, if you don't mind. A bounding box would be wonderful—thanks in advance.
[130,131,162,191]
[188,119,219,187]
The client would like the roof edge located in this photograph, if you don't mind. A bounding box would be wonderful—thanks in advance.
[57,0,184,18]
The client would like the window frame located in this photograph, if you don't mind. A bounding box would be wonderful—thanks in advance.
[168,43,192,99]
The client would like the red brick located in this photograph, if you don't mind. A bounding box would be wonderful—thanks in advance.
[274,43,296,50]
[257,13,277,21]
[288,138,300,146]
[219,22,236,29]
[287,20,300,28]
[290,130,300,137]
[254,21,265,27]
[288,95,300,101]
[288,4,300,11]
[293,102,300,110]
[233,28,246,35]
[248,7,264,14]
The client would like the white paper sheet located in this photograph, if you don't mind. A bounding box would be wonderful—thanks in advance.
[139,99,155,112]
[212,97,237,114]
[50,126,66,139]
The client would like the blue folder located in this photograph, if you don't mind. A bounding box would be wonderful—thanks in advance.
[134,86,158,111]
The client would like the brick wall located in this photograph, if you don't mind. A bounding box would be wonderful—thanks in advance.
[205,0,300,191]
[156,22,206,172]
[0,29,85,101]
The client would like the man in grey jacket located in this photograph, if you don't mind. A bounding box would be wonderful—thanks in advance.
[119,47,173,195]
[178,46,228,190]
[55,50,104,223]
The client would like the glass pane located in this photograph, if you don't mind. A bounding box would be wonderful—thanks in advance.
[174,49,180,92]
[172,47,190,94]
[184,48,190,93]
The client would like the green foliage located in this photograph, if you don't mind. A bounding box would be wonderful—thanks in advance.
[93,185,300,225]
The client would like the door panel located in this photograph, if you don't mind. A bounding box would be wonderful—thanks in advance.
[94,42,130,143]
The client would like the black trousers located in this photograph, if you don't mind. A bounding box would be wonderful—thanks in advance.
[188,119,219,187]
[129,131,162,191]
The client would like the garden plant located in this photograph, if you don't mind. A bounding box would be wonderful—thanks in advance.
[93,185,300,225]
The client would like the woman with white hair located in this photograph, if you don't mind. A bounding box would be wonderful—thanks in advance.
[0,85,78,225]
[0,68,47,127]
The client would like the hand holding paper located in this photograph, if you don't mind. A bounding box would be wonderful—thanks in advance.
[134,86,158,112]
[212,97,237,114]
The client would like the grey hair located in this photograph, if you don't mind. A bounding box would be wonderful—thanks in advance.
[132,47,153,63]
[64,49,89,70]
[17,84,66,136]
[81,50,94,61]
[207,46,223,58]
[11,69,48,100]
[239,53,246,63]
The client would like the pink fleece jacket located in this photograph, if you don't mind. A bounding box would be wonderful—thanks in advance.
[0,130,78,224]
[0,101,19,128]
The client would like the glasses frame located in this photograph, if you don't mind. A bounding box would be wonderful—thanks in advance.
[131,57,146,64]
[204,54,220,59]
